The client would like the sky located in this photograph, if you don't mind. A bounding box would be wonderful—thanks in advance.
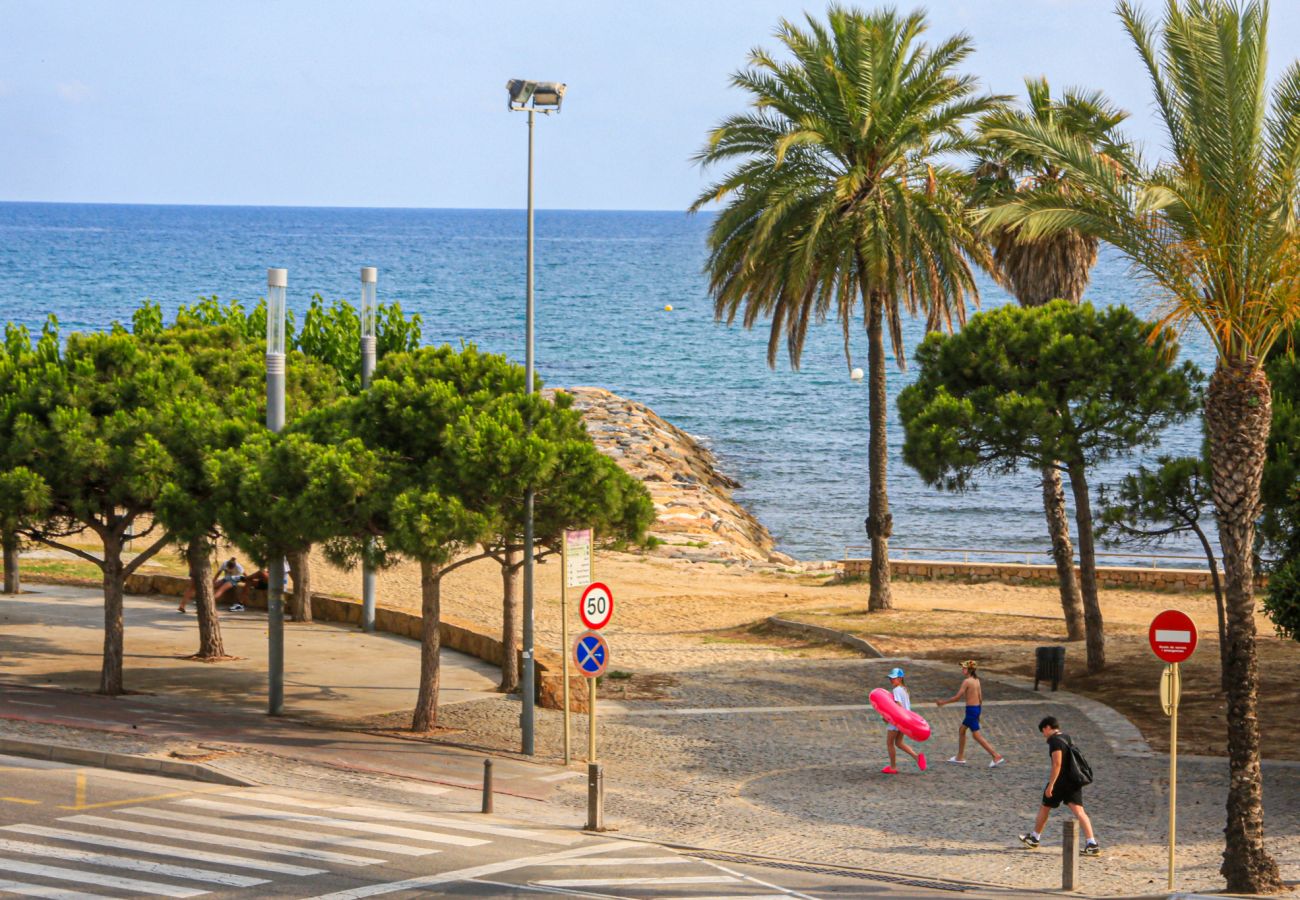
[4,1,1300,211]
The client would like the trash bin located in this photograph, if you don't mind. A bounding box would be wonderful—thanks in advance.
[1035,645,1066,692]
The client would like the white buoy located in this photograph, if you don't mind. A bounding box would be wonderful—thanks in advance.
[850,367,865,381]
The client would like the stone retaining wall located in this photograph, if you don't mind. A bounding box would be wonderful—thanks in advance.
[123,573,589,712]
[840,558,1262,592]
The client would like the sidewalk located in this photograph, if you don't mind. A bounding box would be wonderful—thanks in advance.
[0,584,582,817]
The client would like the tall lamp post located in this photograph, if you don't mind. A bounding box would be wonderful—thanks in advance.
[265,267,288,716]
[360,266,378,634]
[507,78,565,756]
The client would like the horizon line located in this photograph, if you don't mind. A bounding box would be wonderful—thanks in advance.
[0,198,708,215]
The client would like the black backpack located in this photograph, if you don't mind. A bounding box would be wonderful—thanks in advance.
[1062,735,1094,786]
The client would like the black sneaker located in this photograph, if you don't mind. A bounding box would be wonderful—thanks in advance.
[1019,833,1040,849]
[1082,842,1101,857]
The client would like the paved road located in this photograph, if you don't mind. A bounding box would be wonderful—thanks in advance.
[0,755,979,899]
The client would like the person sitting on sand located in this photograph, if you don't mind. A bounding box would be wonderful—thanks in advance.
[936,659,1005,767]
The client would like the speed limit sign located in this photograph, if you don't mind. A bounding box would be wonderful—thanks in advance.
[579,582,614,630]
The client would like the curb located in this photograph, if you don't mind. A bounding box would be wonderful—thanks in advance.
[0,737,252,787]
[766,615,883,657]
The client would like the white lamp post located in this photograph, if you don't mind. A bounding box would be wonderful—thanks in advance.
[266,267,287,716]
[507,77,565,756]
[360,266,378,634]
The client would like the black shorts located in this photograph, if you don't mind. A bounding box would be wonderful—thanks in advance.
[1042,783,1083,808]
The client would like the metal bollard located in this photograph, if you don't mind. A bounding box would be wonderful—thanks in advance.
[586,762,604,831]
[1062,819,1078,891]
[481,759,493,814]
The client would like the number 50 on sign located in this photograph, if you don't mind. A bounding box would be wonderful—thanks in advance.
[580,582,614,630]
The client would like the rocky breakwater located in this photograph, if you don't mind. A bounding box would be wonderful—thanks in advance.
[554,387,794,566]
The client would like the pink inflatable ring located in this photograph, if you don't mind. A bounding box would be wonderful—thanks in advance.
[869,688,931,742]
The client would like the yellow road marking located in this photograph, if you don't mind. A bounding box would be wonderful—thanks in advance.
[58,786,223,812]
[73,771,86,809]
[0,797,41,805]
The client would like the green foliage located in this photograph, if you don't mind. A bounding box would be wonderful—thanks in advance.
[210,431,386,564]
[1263,553,1300,642]
[1097,456,1213,549]
[298,294,422,393]
[692,6,999,367]
[1261,343,1300,559]
[899,301,1201,488]
[0,467,50,534]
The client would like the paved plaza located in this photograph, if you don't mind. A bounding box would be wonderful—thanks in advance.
[441,658,1300,896]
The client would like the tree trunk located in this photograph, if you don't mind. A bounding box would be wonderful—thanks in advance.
[499,549,520,693]
[865,289,893,611]
[411,558,442,733]
[187,538,226,660]
[1206,362,1283,893]
[1065,463,1105,672]
[1191,521,1229,692]
[2,530,20,594]
[1041,466,1085,641]
[100,536,126,696]
[287,550,312,623]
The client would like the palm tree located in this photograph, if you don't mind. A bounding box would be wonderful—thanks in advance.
[982,2,1298,891]
[691,6,998,610]
[971,78,1132,653]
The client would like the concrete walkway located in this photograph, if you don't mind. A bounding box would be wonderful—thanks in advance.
[0,584,576,808]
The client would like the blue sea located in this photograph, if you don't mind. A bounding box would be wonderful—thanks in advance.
[0,202,1212,563]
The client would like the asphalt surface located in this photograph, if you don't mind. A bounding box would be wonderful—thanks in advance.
[0,754,990,899]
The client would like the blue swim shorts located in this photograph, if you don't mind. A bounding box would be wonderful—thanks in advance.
[962,705,982,731]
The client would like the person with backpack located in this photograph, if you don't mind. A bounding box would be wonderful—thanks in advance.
[1019,715,1100,856]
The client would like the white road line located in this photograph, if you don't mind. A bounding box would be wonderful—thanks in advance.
[702,859,817,900]
[116,808,434,858]
[4,824,323,876]
[535,876,741,888]
[530,856,689,867]
[665,896,790,899]
[0,878,112,899]
[7,701,55,708]
[0,838,267,887]
[177,798,488,847]
[306,840,628,899]
[240,795,573,845]
[0,857,207,898]
[537,771,582,782]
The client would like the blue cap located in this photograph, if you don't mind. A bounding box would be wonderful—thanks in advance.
[888,667,905,679]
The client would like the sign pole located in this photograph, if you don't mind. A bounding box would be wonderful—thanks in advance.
[1150,611,1193,895]
[588,675,597,763]
[1168,661,1179,891]
[589,536,596,765]
[561,539,571,766]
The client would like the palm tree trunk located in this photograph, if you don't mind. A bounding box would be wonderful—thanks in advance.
[1041,465,1085,641]
[865,288,893,611]
[2,529,20,594]
[1206,362,1283,893]
[1064,463,1105,672]
[287,550,312,623]
[100,535,126,696]
[499,549,520,693]
[412,558,443,733]
[187,539,226,660]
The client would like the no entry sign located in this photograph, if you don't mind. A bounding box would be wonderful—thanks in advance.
[580,582,614,630]
[1149,609,1198,664]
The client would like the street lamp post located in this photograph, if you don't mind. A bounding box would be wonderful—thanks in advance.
[507,78,565,756]
[265,267,288,716]
[360,266,378,634]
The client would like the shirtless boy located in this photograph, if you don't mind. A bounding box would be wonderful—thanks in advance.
[936,660,1005,767]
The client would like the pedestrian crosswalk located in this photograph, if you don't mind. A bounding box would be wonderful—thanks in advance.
[0,787,801,898]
